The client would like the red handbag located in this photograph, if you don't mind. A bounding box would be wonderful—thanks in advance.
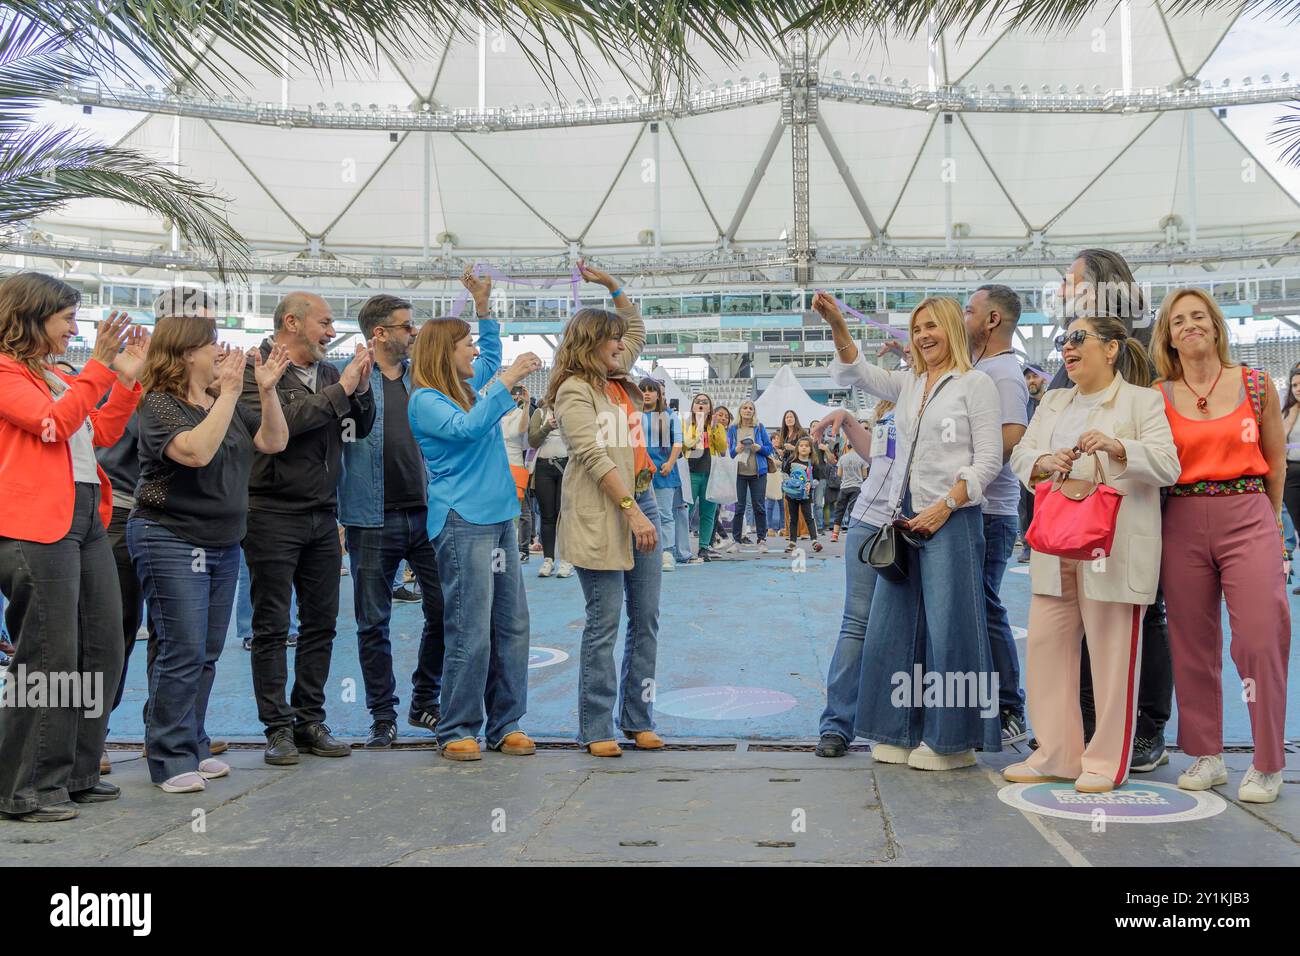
[1025,453,1122,560]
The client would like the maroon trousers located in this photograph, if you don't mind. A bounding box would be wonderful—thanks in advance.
[1161,493,1291,773]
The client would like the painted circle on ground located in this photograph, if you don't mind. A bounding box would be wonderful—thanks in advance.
[528,646,570,669]
[654,685,797,720]
[1008,565,1030,575]
[998,780,1226,824]
[1012,626,1028,642]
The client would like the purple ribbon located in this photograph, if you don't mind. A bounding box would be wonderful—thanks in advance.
[450,262,582,318]
[828,293,909,342]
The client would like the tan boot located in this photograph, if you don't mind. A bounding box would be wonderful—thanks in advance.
[1074,771,1115,793]
[1002,761,1070,784]
[99,752,112,775]
[587,740,623,758]
[496,732,536,756]
[624,730,665,750]
[439,738,482,761]
[210,740,229,756]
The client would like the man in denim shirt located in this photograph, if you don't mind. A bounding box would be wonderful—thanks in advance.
[338,295,444,749]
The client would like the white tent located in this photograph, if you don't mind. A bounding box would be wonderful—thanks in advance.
[646,362,688,409]
[754,365,838,429]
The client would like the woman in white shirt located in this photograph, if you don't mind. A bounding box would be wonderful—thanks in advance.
[1005,314,1179,793]
[815,293,1004,770]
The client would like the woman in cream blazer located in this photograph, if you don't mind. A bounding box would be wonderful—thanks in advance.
[549,262,665,758]
[1005,315,1180,794]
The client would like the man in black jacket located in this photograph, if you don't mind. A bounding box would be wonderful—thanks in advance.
[240,291,376,765]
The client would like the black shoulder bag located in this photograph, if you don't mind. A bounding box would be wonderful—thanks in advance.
[858,376,951,582]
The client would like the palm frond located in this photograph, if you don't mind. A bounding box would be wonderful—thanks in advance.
[0,124,249,276]
[0,16,93,124]
[1268,103,1300,167]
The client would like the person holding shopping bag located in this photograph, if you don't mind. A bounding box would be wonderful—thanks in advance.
[1003,314,1180,793]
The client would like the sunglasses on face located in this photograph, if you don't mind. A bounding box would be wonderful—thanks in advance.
[1054,329,1106,351]
[379,321,416,333]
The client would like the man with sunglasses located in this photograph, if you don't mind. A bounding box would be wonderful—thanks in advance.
[338,295,445,749]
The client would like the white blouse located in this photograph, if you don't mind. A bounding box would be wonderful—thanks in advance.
[829,351,1004,515]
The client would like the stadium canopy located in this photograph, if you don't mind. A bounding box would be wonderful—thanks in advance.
[18,3,1300,284]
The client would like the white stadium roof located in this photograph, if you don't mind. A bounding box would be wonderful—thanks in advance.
[22,3,1300,280]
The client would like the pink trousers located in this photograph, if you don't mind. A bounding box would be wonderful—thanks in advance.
[1161,493,1291,773]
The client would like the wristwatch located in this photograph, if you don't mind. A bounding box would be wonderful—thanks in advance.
[943,496,958,511]
[619,495,635,511]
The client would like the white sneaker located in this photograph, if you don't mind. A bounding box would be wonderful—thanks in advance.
[537,557,554,577]
[197,758,229,780]
[1178,754,1228,791]
[757,540,768,553]
[556,561,574,578]
[662,551,675,572]
[716,539,738,554]
[1238,765,1283,804]
[159,772,206,794]
[871,743,914,765]
[907,742,977,771]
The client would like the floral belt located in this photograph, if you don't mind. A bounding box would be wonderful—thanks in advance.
[1169,476,1265,497]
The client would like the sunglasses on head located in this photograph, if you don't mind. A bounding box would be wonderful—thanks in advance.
[1053,329,1106,351]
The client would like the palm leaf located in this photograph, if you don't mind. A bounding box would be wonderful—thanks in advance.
[0,124,250,276]
[0,16,94,128]
[1269,103,1300,167]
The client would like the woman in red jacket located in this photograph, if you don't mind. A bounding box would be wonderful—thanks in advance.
[0,272,147,822]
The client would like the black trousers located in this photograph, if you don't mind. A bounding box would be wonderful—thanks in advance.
[733,473,768,541]
[106,505,152,725]
[832,486,861,528]
[0,483,123,813]
[1018,484,1035,547]
[242,508,341,733]
[533,458,563,560]
[1080,591,1172,742]
[1284,461,1300,546]
[785,496,818,542]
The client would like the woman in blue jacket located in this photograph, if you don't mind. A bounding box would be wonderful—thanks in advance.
[408,268,542,761]
[727,399,775,552]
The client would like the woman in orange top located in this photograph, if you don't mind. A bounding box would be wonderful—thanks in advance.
[0,273,147,822]
[1151,288,1290,805]
[550,262,665,757]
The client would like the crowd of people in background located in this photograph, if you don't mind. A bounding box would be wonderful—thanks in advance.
[0,243,1292,821]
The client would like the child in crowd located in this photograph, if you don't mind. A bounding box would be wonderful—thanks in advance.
[831,437,867,542]
[782,436,821,553]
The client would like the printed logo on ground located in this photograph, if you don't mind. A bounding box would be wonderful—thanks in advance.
[998,780,1226,824]
[654,685,797,720]
[527,646,570,669]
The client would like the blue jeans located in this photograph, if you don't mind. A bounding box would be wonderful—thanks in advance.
[855,500,1002,754]
[653,486,691,561]
[432,510,530,748]
[819,518,880,742]
[346,508,444,722]
[574,490,661,745]
[765,496,785,532]
[127,519,239,783]
[236,554,296,641]
[982,512,1024,717]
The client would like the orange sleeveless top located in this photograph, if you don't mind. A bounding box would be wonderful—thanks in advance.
[1159,368,1268,484]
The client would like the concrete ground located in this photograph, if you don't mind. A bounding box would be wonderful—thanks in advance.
[3,745,1296,866]
[4,529,1298,866]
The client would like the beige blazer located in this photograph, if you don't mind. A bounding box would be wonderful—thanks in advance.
[553,297,646,571]
[1009,375,1181,605]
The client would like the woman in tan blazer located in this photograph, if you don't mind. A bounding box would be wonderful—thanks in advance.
[1005,314,1180,793]
[549,262,665,757]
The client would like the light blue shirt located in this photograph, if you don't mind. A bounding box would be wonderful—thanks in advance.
[408,318,519,540]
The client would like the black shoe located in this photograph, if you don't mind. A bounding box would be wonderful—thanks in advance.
[739,535,753,545]
[392,586,420,604]
[1000,709,1028,745]
[365,719,398,749]
[5,802,79,822]
[408,706,439,734]
[695,549,712,562]
[264,727,301,765]
[1017,548,1031,563]
[1130,733,1170,773]
[70,782,120,803]
[241,637,253,651]
[287,633,298,647]
[815,733,848,758]
[293,722,351,758]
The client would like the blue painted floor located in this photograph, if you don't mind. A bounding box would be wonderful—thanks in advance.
[109,537,1300,744]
